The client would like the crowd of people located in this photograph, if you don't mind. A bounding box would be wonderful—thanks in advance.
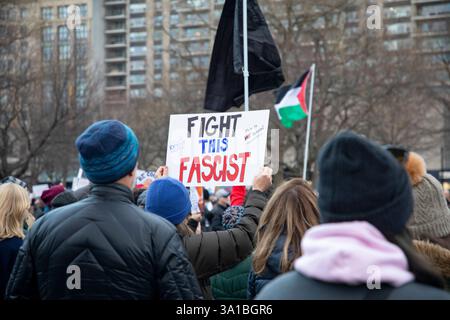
[1,120,450,300]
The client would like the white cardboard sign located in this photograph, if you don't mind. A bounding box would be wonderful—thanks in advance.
[165,110,270,187]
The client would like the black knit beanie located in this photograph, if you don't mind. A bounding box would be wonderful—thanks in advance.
[317,131,413,235]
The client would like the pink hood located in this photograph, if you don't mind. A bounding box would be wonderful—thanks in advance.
[294,221,414,287]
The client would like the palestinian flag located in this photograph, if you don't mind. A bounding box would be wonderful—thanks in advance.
[274,70,311,128]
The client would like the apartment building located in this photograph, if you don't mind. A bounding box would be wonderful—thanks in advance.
[102,0,225,106]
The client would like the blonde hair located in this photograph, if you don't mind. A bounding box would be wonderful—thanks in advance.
[253,178,320,275]
[0,183,34,239]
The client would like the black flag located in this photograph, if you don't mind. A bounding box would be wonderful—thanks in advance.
[204,0,285,112]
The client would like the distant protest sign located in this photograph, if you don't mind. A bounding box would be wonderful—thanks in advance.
[166,110,270,187]
[32,184,49,198]
[136,170,156,189]
[72,168,90,191]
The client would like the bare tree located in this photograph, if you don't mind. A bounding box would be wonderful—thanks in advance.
[0,5,101,183]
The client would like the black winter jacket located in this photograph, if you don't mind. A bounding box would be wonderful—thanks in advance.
[256,271,450,300]
[182,190,266,299]
[6,184,202,300]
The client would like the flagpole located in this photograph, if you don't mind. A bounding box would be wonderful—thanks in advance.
[302,63,316,180]
[243,0,249,112]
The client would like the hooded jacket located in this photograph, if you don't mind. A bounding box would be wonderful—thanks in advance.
[6,184,202,300]
[256,222,450,300]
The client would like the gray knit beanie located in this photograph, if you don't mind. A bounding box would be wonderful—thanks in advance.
[408,174,450,239]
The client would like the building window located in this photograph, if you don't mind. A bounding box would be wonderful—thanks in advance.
[185,13,208,24]
[419,3,450,16]
[79,4,88,17]
[58,6,68,19]
[191,56,209,67]
[76,24,88,39]
[41,7,53,20]
[130,60,145,71]
[59,43,70,60]
[130,17,146,28]
[42,27,53,42]
[153,44,163,55]
[154,72,162,80]
[130,88,147,98]
[384,6,411,19]
[130,3,146,14]
[186,41,209,53]
[42,45,53,61]
[421,37,450,51]
[130,46,147,56]
[20,8,27,19]
[386,22,410,35]
[419,21,449,33]
[346,10,358,23]
[154,16,163,27]
[154,58,162,70]
[154,87,163,97]
[170,14,179,26]
[383,38,412,51]
[130,32,147,42]
[130,74,146,84]
[154,30,163,41]
[187,0,208,8]
[76,43,87,60]
[185,27,208,38]
[58,26,69,42]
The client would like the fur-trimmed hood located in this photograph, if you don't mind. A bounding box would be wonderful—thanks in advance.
[414,240,450,279]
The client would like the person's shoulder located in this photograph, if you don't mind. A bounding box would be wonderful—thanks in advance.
[255,271,305,300]
[137,208,178,235]
[0,236,23,250]
[390,282,450,300]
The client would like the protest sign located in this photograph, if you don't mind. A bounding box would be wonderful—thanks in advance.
[32,184,49,198]
[166,110,270,187]
[189,187,200,213]
[72,168,90,191]
[136,170,156,189]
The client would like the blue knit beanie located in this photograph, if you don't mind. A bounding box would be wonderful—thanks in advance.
[75,120,139,184]
[317,131,413,235]
[145,177,191,225]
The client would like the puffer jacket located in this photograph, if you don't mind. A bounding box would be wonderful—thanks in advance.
[210,255,252,300]
[182,189,267,299]
[6,184,202,300]
[247,234,291,299]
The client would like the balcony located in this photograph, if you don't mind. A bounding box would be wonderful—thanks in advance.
[105,51,127,62]
[106,77,127,90]
[105,22,126,34]
[105,9,126,20]
[413,13,450,21]
[107,71,127,77]
[106,63,126,76]
[105,0,127,6]
[105,35,126,48]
